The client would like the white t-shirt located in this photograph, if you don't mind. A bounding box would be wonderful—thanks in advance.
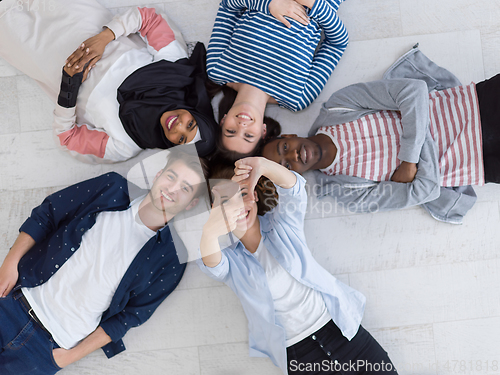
[23,196,155,349]
[251,239,331,347]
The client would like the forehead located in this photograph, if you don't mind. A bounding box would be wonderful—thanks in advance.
[163,159,203,185]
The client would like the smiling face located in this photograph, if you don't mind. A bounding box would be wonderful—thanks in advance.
[213,180,259,238]
[262,136,323,174]
[221,103,266,154]
[149,159,203,217]
[160,109,199,145]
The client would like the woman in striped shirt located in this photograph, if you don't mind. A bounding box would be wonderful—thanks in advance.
[207,0,349,157]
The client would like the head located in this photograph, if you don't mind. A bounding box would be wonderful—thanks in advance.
[161,109,199,145]
[261,134,323,174]
[208,161,278,236]
[149,150,209,217]
[207,82,281,160]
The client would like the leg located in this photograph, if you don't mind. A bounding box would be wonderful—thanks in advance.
[0,290,61,375]
[475,74,500,184]
[288,321,398,375]
[0,0,113,101]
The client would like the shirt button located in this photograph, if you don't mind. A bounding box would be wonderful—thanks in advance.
[311,335,316,340]
[320,344,323,348]
[55,264,59,268]
[327,351,331,356]
[71,247,75,251]
[80,228,84,232]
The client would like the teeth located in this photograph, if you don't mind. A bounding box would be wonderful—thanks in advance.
[161,191,174,202]
[168,117,176,130]
[237,114,251,120]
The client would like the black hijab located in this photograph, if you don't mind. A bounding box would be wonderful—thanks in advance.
[117,42,216,157]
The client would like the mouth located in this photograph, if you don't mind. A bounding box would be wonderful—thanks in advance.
[236,112,252,121]
[165,116,178,131]
[161,190,174,203]
[236,208,250,224]
[300,145,308,164]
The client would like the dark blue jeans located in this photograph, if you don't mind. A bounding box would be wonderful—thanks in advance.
[0,289,62,375]
[287,321,398,374]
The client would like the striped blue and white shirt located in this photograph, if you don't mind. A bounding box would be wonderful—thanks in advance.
[207,0,348,112]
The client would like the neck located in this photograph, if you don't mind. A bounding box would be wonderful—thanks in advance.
[239,217,262,253]
[138,194,175,231]
[234,84,269,117]
[309,134,337,170]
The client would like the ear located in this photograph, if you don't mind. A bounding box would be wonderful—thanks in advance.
[282,133,297,138]
[184,197,199,211]
[220,114,226,127]
[261,123,267,139]
[254,190,259,202]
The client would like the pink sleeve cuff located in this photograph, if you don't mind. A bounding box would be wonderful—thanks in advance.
[138,7,176,52]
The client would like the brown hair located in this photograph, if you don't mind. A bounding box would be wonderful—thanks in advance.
[164,148,210,198]
[208,157,278,215]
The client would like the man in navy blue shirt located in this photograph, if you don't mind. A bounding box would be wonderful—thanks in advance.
[0,148,208,374]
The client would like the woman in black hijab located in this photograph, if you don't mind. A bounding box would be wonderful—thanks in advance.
[118,42,216,157]
[0,2,216,162]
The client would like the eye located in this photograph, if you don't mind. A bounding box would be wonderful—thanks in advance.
[226,129,236,134]
[283,143,288,151]
[245,133,254,138]
[285,162,291,170]
[179,136,184,144]
[221,199,229,205]
[167,173,175,180]
[182,186,189,193]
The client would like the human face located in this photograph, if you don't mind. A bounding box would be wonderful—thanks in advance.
[149,159,203,216]
[262,136,322,174]
[214,181,258,238]
[221,103,266,154]
[161,109,198,145]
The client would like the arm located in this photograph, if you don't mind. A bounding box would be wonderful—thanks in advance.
[233,157,307,229]
[0,232,35,297]
[67,7,187,70]
[313,79,431,164]
[293,0,348,111]
[315,132,441,212]
[52,327,111,368]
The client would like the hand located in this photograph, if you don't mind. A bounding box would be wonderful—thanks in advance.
[65,28,115,73]
[232,157,267,196]
[391,161,418,183]
[269,0,309,28]
[52,347,76,368]
[294,0,315,9]
[0,259,18,297]
[203,186,245,239]
[63,56,99,83]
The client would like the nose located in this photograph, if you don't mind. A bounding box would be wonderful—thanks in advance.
[292,148,299,162]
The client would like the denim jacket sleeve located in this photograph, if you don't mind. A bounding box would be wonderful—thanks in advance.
[267,172,308,230]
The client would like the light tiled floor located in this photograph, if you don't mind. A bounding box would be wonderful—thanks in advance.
[1,0,499,374]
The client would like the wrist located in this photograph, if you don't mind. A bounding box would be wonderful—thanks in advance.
[102,27,115,42]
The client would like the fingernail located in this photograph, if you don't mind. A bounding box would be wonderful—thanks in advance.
[86,48,90,53]
[67,63,71,67]
[75,65,79,68]
[80,43,85,48]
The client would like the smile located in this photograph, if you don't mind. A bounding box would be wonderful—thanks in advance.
[161,190,174,202]
[166,116,178,131]
[236,113,252,121]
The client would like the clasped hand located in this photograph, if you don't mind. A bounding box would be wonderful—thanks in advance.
[269,0,315,28]
[63,27,115,81]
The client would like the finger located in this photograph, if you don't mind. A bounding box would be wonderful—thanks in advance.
[294,9,309,25]
[233,168,250,176]
[66,46,86,68]
[232,174,250,183]
[277,14,291,28]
